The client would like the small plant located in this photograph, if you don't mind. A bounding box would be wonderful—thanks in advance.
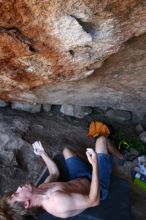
[115,131,146,155]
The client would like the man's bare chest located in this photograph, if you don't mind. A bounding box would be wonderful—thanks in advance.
[41,178,90,199]
[40,183,64,198]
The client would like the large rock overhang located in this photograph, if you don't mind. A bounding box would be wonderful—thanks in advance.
[0,0,146,111]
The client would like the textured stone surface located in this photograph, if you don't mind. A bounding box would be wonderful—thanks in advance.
[11,102,41,113]
[0,100,9,107]
[60,104,92,118]
[133,112,146,128]
[105,109,132,122]
[0,108,91,194]
[42,104,52,112]
[0,0,146,112]
[17,34,146,112]
[139,131,146,144]
[135,124,144,134]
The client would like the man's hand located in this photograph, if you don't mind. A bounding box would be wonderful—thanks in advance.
[86,148,97,166]
[32,141,45,156]
[32,141,60,183]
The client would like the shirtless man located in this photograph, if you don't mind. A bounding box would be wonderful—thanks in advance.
[8,137,122,218]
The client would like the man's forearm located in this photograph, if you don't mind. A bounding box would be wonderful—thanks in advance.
[41,152,59,176]
[89,163,100,206]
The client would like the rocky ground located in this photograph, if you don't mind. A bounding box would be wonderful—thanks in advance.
[0,107,145,220]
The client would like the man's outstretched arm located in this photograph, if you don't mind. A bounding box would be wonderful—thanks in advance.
[86,148,100,206]
[32,141,60,183]
[70,148,100,209]
[51,148,100,214]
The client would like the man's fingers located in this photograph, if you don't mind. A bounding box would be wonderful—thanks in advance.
[32,142,38,149]
[32,140,45,156]
[86,149,93,157]
[86,151,93,164]
[32,141,41,148]
[86,151,92,159]
[32,143,36,150]
[32,142,40,154]
[86,151,90,160]
[33,144,37,152]
[86,151,90,157]
[86,148,96,156]
[86,148,94,153]
[86,148,97,161]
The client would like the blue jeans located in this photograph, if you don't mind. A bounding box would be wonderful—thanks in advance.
[65,153,113,200]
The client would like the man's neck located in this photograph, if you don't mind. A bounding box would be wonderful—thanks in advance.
[30,186,47,208]
[30,193,44,208]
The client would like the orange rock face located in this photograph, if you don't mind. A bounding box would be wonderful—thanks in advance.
[0,0,146,110]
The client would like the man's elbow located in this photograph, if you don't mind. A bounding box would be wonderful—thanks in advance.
[53,170,60,179]
[91,199,100,207]
[50,170,60,180]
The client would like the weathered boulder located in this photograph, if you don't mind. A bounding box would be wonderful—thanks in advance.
[42,104,52,112]
[11,102,41,113]
[105,109,132,122]
[60,104,92,118]
[133,112,146,128]
[139,131,146,144]
[0,1,146,112]
[16,34,146,112]
[135,124,144,134]
[0,100,9,107]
